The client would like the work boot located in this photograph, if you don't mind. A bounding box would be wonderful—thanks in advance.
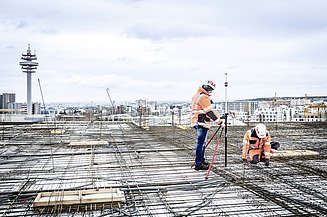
[202,161,210,166]
[264,159,270,167]
[194,163,209,171]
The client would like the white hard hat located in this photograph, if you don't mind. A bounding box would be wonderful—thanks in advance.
[202,80,216,91]
[255,123,267,138]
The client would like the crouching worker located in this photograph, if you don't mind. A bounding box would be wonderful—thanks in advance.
[242,123,271,166]
[191,80,223,171]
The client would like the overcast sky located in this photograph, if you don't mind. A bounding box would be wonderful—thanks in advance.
[1,0,326,104]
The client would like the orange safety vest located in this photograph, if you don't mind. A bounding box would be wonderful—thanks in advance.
[242,128,272,160]
[191,87,220,129]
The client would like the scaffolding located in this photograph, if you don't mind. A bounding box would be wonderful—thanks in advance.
[304,95,327,121]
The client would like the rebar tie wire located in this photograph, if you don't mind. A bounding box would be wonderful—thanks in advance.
[175,182,229,216]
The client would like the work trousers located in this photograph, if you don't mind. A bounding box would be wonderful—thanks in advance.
[194,125,208,166]
[248,149,263,164]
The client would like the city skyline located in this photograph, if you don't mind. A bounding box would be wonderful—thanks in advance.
[1,0,327,103]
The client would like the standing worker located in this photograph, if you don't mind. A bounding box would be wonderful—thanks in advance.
[242,123,272,166]
[191,80,223,170]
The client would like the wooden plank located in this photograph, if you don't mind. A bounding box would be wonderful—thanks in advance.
[273,150,319,157]
[33,188,125,207]
[69,140,109,146]
[177,125,192,130]
[50,129,66,134]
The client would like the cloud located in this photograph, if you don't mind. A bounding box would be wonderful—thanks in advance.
[35,69,196,102]
[36,28,58,35]
[1,0,327,103]
[123,20,223,41]
[15,21,27,29]
[5,45,15,50]
[39,70,190,90]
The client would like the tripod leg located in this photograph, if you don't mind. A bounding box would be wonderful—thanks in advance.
[204,126,221,149]
[205,137,221,179]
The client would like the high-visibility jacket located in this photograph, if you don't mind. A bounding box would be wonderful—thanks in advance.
[191,87,220,129]
[242,128,271,160]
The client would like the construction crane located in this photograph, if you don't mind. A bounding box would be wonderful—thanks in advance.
[106,88,115,115]
[308,102,327,121]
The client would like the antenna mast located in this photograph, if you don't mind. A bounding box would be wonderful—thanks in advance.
[20,44,38,115]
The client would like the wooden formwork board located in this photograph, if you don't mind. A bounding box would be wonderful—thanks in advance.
[273,150,319,157]
[177,125,192,130]
[50,129,66,134]
[69,140,109,146]
[33,188,125,207]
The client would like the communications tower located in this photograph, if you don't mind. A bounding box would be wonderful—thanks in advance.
[20,44,38,115]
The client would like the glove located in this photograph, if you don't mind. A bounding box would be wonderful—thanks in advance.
[215,119,222,125]
[264,159,270,167]
[215,119,225,127]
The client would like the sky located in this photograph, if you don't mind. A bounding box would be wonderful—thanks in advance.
[1,0,327,104]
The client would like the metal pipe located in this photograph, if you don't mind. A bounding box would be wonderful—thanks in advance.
[224,73,228,167]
